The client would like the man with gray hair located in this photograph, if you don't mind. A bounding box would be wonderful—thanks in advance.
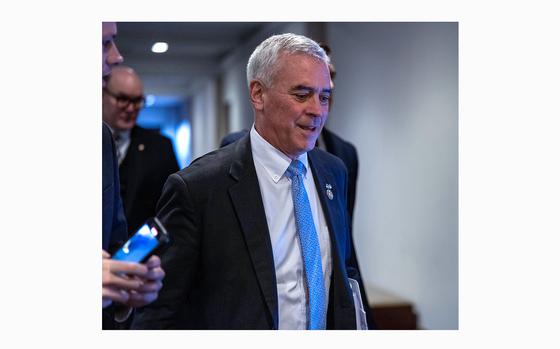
[132,33,362,330]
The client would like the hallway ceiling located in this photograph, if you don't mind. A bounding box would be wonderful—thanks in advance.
[116,22,266,100]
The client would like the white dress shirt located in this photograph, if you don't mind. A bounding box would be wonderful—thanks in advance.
[250,125,332,330]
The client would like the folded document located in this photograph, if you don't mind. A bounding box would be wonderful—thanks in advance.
[348,278,368,330]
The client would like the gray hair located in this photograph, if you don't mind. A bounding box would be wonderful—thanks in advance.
[246,33,329,87]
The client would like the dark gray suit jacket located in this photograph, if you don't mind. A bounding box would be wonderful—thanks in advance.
[132,134,358,329]
[220,127,374,328]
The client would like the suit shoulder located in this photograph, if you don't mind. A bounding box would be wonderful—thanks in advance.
[102,122,112,138]
[311,148,347,174]
[102,123,116,160]
[131,127,176,163]
[220,129,249,148]
[134,126,173,144]
[324,128,357,153]
[175,145,234,182]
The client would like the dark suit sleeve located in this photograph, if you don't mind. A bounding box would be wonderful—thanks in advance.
[102,123,127,252]
[340,144,361,285]
[340,166,359,282]
[110,160,128,251]
[163,137,180,173]
[102,123,128,330]
[347,144,358,224]
[339,148,375,328]
[131,173,200,329]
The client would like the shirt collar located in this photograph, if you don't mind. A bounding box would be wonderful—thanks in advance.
[115,129,131,142]
[250,125,309,184]
[105,124,131,142]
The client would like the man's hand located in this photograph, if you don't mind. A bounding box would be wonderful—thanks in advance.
[124,255,165,308]
[102,251,165,309]
[102,250,148,308]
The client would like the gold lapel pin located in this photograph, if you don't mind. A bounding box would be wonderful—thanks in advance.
[138,144,145,151]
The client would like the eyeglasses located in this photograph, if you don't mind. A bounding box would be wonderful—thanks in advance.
[103,88,145,110]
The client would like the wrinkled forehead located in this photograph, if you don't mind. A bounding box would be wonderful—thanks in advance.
[272,53,330,86]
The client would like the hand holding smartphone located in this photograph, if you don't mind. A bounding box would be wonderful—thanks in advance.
[112,217,171,263]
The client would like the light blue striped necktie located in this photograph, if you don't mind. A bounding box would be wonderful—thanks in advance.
[285,159,327,330]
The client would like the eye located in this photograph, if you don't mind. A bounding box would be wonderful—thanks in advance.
[103,40,112,51]
[292,91,310,101]
[319,93,331,105]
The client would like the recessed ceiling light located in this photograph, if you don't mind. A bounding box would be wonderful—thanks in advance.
[151,42,168,53]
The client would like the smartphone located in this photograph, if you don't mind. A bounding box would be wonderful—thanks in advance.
[112,217,170,263]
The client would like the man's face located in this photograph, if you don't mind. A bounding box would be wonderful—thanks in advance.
[102,22,123,87]
[254,53,331,159]
[102,70,144,131]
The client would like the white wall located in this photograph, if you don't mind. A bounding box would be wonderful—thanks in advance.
[327,22,458,329]
[191,79,218,159]
[222,58,252,133]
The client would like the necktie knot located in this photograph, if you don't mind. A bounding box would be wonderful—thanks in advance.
[285,159,307,180]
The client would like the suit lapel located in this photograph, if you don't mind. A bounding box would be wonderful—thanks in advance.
[308,150,354,320]
[227,135,279,329]
[308,149,346,260]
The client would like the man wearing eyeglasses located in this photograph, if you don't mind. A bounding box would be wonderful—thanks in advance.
[103,65,179,238]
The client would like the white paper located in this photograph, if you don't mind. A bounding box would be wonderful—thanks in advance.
[348,278,368,330]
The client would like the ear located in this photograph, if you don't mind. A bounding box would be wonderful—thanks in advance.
[249,80,265,111]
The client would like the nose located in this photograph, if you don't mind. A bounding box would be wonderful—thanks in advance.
[107,42,124,67]
[124,102,136,113]
[305,94,325,117]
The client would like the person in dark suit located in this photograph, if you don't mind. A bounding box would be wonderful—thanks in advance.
[219,43,374,328]
[101,22,165,329]
[132,33,365,329]
[102,66,179,236]
[316,43,374,328]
